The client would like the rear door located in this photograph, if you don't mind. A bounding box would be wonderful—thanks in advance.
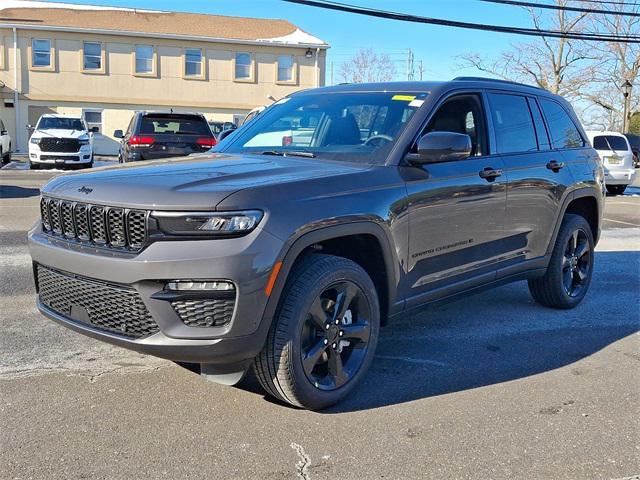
[403,92,507,305]
[488,92,575,266]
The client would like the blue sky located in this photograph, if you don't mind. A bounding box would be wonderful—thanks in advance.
[42,0,534,83]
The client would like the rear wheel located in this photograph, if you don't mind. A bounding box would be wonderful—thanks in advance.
[254,254,380,410]
[528,214,594,309]
[606,185,626,195]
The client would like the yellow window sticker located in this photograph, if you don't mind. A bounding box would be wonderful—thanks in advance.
[392,95,416,101]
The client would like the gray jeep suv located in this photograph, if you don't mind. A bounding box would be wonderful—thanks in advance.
[29,78,604,410]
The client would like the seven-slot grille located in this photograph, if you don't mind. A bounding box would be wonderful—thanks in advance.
[40,196,147,251]
[36,264,159,339]
[39,138,80,153]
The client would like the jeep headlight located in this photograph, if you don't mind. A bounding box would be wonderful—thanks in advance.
[30,137,40,145]
[151,210,263,237]
[78,136,90,146]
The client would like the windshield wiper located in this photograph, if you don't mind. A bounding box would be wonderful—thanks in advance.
[260,150,316,158]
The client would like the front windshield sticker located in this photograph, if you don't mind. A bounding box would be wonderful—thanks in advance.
[392,95,416,101]
[409,99,425,108]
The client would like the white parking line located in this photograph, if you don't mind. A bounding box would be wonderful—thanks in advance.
[603,218,640,227]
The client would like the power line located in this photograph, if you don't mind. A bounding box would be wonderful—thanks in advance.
[477,0,640,17]
[282,0,640,43]
[579,0,639,6]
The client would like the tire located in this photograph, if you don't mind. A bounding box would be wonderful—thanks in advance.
[28,161,39,170]
[1,146,9,165]
[528,214,594,309]
[254,254,380,410]
[606,185,626,195]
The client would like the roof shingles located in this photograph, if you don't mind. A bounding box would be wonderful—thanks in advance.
[0,4,327,46]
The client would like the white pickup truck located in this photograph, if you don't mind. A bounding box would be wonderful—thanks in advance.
[28,114,95,170]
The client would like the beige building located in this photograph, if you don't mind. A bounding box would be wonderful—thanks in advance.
[0,1,328,154]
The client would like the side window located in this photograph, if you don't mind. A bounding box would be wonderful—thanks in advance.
[424,94,487,156]
[539,98,584,149]
[527,98,551,150]
[488,93,537,154]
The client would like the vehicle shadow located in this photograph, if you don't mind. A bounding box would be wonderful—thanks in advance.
[0,185,40,198]
[318,250,639,413]
[237,250,639,411]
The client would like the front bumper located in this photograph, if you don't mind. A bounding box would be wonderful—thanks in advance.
[28,223,285,364]
[604,167,636,185]
[29,145,92,164]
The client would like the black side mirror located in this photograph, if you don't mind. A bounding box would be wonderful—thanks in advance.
[113,129,124,139]
[412,131,472,165]
[218,128,236,142]
[0,130,7,135]
[89,126,99,133]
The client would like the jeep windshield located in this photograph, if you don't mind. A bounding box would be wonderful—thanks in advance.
[37,117,85,131]
[222,91,428,165]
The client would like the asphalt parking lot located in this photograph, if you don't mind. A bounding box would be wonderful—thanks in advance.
[1,158,639,479]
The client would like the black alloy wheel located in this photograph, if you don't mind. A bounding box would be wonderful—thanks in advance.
[300,280,372,391]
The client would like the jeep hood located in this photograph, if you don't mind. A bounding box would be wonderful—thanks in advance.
[41,153,369,210]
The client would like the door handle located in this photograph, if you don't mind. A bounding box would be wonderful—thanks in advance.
[479,167,503,181]
[546,160,565,172]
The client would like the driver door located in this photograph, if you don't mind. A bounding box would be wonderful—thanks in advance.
[403,93,508,306]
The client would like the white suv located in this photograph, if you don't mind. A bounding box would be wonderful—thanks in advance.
[586,130,636,195]
[28,114,94,170]
[0,119,11,164]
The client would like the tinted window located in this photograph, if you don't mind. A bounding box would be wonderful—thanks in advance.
[139,115,211,135]
[539,99,584,149]
[488,93,537,154]
[527,98,550,150]
[592,135,629,151]
[424,94,486,156]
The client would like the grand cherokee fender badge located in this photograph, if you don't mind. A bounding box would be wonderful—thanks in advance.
[78,186,93,194]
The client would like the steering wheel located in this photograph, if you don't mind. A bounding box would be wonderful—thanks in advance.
[363,134,393,146]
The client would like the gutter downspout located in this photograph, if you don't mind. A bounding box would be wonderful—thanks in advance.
[315,47,320,88]
[12,27,20,152]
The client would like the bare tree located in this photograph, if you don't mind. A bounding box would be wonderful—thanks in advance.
[578,1,640,131]
[458,0,593,97]
[339,48,397,83]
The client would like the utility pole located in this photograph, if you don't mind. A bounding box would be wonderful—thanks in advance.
[418,59,425,81]
[622,79,632,133]
[406,48,415,81]
[330,61,334,86]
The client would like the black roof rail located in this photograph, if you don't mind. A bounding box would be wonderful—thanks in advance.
[452,76,546,91]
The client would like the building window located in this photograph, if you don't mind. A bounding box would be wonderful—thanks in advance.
[235,52,252,80]
[135,44,154,74]
[83,110,102,134]
[83,42,102,70]
[277,55,294,82]
[185,48,202,77]
[32,39,52,68]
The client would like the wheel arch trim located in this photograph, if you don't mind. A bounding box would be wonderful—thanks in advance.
[261,221,401,329]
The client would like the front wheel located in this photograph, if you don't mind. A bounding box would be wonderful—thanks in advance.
[28,161,39,170]
[254,254,380,410]
[528,214,594,309]
[606,185,626,195]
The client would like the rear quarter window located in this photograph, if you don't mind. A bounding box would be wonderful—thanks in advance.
[539,99,584,149]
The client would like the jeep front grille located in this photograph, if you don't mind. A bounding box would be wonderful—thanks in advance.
[36,264,159,339]
[40,196,147,252]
